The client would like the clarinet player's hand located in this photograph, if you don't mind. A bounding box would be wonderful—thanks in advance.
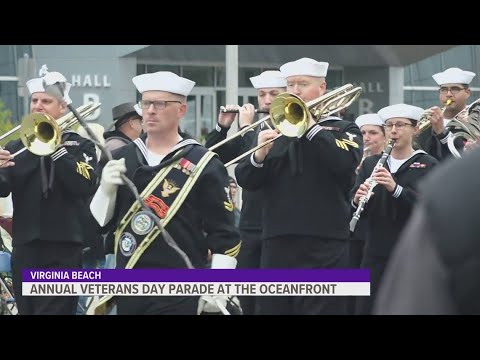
[354,182,370,206]
[372,167,396,192]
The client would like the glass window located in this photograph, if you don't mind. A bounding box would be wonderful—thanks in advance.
[239,68,263,87]
[183,95,196,139]
[0,81,21,126]
[326,69,343,89]
[216,67,225,87]
[145,64,180,74]
[136,64,146,76]
[0,46,15,76]
[217,91,226,112]
[182,66,214,87]
[404,90,439,110]
[200,95,214,143]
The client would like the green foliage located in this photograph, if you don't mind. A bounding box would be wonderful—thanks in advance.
[0,99,18,148]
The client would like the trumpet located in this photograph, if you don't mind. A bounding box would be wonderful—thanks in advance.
[0,102,101,166]
[220,107,269,114]
[417,99,452,133]
[210,84,363,167]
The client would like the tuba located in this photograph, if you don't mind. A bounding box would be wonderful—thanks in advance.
[445,99,480,158]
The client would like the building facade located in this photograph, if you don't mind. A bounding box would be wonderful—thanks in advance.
[0,45,476,143]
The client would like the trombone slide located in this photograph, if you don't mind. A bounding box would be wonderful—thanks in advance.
[224,134,282,167]
[0,147,28,167]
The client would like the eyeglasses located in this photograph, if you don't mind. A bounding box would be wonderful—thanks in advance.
[383,122,414,130]
[439,86,466,95]
[139,100,182,110]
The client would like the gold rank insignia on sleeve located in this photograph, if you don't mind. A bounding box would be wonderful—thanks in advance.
[76,161,94,180]
[336,138,360,151]
[224,241,242,258]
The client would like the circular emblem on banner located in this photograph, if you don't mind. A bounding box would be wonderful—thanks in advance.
[131,211,154,236]
[119,232,137,257]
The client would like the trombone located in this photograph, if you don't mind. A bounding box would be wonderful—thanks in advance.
[210,84,363,167]
[0,102,101,164]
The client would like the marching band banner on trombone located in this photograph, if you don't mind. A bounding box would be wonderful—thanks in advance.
[21,269,371,297]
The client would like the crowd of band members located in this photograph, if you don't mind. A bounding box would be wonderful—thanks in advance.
[0,58,477,315]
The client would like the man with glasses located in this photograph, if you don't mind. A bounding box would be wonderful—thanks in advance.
[417,67,476,161]
[352,104,438,314]
[90,71,241,315]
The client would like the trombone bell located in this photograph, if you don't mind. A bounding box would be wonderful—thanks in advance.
[271,93,310,138]
[19,113,61,156]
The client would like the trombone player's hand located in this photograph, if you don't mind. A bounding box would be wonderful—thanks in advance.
[0,149,14,168]
[254,129,278,163]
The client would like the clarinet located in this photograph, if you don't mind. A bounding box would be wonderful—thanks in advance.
[349,139,396,232]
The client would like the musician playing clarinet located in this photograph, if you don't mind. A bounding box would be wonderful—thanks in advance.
[351,104,438,315]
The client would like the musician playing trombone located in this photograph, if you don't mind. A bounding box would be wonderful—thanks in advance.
[0,66,98,315]
[417,67,476,160]
[205,70,287,315]
[351,104,437,315]
[235,57,363,315]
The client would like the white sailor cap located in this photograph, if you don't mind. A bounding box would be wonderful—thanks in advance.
[250,70,287,89]
[132,71,195,97]
[355,113,384,128]
[432,67,476,86]
[378,104,424,123]
[280,57,329,78]
[26,72,73,105]
[134,103,142,116]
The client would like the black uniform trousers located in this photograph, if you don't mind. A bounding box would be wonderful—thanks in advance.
[347,218,368,315]
[355,255,386,315]
[256,235,348,315]
[236,228,262,315]
[116,295,199,315]
[12,239,82,315]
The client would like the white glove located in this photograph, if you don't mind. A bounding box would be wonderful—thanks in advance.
[100,158,126,195]
[197,253,238,315]
[197,295,229,315]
